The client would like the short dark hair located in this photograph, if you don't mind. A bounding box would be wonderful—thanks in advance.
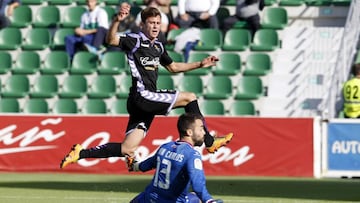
[140,7,161,23]
[177,113,203,138]
[352,63,360,76]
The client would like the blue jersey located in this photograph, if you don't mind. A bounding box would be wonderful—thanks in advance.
[134,141,213,203]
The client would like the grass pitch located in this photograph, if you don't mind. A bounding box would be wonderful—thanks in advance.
[0,173,359,203]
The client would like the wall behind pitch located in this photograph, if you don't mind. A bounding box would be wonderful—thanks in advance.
[0,115,314,177]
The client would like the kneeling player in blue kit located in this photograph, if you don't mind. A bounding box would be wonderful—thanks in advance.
[129,113,223,203]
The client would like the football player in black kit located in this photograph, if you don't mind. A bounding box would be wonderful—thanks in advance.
[60,6,233,170]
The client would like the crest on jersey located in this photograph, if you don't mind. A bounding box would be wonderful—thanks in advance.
[194,158,203,170]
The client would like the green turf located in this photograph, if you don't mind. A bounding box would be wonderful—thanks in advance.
[0,173,359,203]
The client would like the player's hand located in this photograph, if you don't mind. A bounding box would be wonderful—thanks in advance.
[200,56,219,68]
[115,3,130,22]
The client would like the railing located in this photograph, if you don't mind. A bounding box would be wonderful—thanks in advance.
[320,0,360,119]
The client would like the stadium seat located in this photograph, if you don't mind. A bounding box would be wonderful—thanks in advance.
[232,21,248,29]
[200,100,225,115]
[222,29,251,51]
[216,7,230,25]
[157,75,174,90]
[0,28,22,50]
[0,98,20,113]
[243,53,272,76]
[116,76,132,98]
[228,100,256,116]
[58,75,88,98]
[21,0,44,5]
[1,75,30,98]
[221,0,236,5]
[76,0,103,5]
[213,53,241,76]
[279,0,304,6]
[69,52,98,75]
[165,28,185,51]
[110,99,128,114]
[250,29,280,51]
[0,51,12,74]
[52,99,78,114]
[21,28,51,50]
[194,29,223,51]
[61,6,86,28]
[98,51,127,75]
[47,0,72,5]
[158,51,184,75]
[12,51,41,74]
[23,99,49,113]
[32,6,60,28]
[87,75,116,99]
[332,0,351,6]
[102,6,116,22]
[184,52,212,75]
[265,0,277,6]
[169,108,185,116]
[304,0,332,6]
[9,5,32,28]
[177,75,203,97]
[81,99,107,114]
[261,7,288,30]
[41,51,70,75]
[29,75,58,98]
[203,76,233,99]
[51,28,75,50]
[234,76,263,100]
[103,0,119,5]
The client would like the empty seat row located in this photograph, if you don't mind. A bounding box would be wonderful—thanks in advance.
[0,51,272,77]
[0,74,264,101]
[0,97,258,116]
[22,0,122,5]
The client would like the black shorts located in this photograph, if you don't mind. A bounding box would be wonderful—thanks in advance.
[125,89,179,134]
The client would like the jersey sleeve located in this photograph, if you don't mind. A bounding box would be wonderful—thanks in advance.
[187,151,213,202]
[119,34,138,52]
[138,153,157,172]
[160,50,173,66]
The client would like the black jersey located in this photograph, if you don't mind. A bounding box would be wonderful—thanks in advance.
[119,32,173,93]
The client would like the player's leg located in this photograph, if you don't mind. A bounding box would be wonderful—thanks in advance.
[174,92,233,153]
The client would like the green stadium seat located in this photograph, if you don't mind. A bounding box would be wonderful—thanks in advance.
[103,0,120,5]
[235,76,263,100]
[41,51,70,75]
[52,99,78,114]
[0,51,12,74]
[265,0,277,6]
[58,75,88,98]
[332,0,351,6]
[184,52,212,75]
[0,98,20,113]
[169,108,186,116]
[228,100,256,116]
[77,0,103,5]
[250,29,280,51]
[102,6,116,22]
[0,28,22,50]
[200,100,225,115]
[221,0,236,5]
[81,99,107,114]
[279,0,304,6]
[222,29,251,51]
[110,99,128,114]
[22,28,51,50]
[203,76,233,99]
[21,0,44,5]
[158,51,184,75]
[29,75,58,98]
[47,0,72,5]
[232,21,248,29]
[166,28,185,51]
[87,75,116,99]
[23,99,49,113]
[1,75,29,98]
[51,28,75,50]
[216,7,230,25]
[61,6,86,28]
[213,53,241,76]
[157,75,174,90]
[116,76,132,98]
[69,52,98,75]
[98,51,127,75]
[304,0,332,6]
[177,75,203,97]
[243,53,272,76]
[9,5,32,28]
[261,7,288,30]
[32,6,60,28]
[12,51,41,74]
[194,29,223,51]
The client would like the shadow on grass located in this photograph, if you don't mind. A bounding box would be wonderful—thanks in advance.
[0,177,360,201]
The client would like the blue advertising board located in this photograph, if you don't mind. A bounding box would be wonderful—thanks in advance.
[328,122,360,171]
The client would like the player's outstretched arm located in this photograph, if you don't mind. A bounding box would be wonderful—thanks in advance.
[166,55,219,73]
